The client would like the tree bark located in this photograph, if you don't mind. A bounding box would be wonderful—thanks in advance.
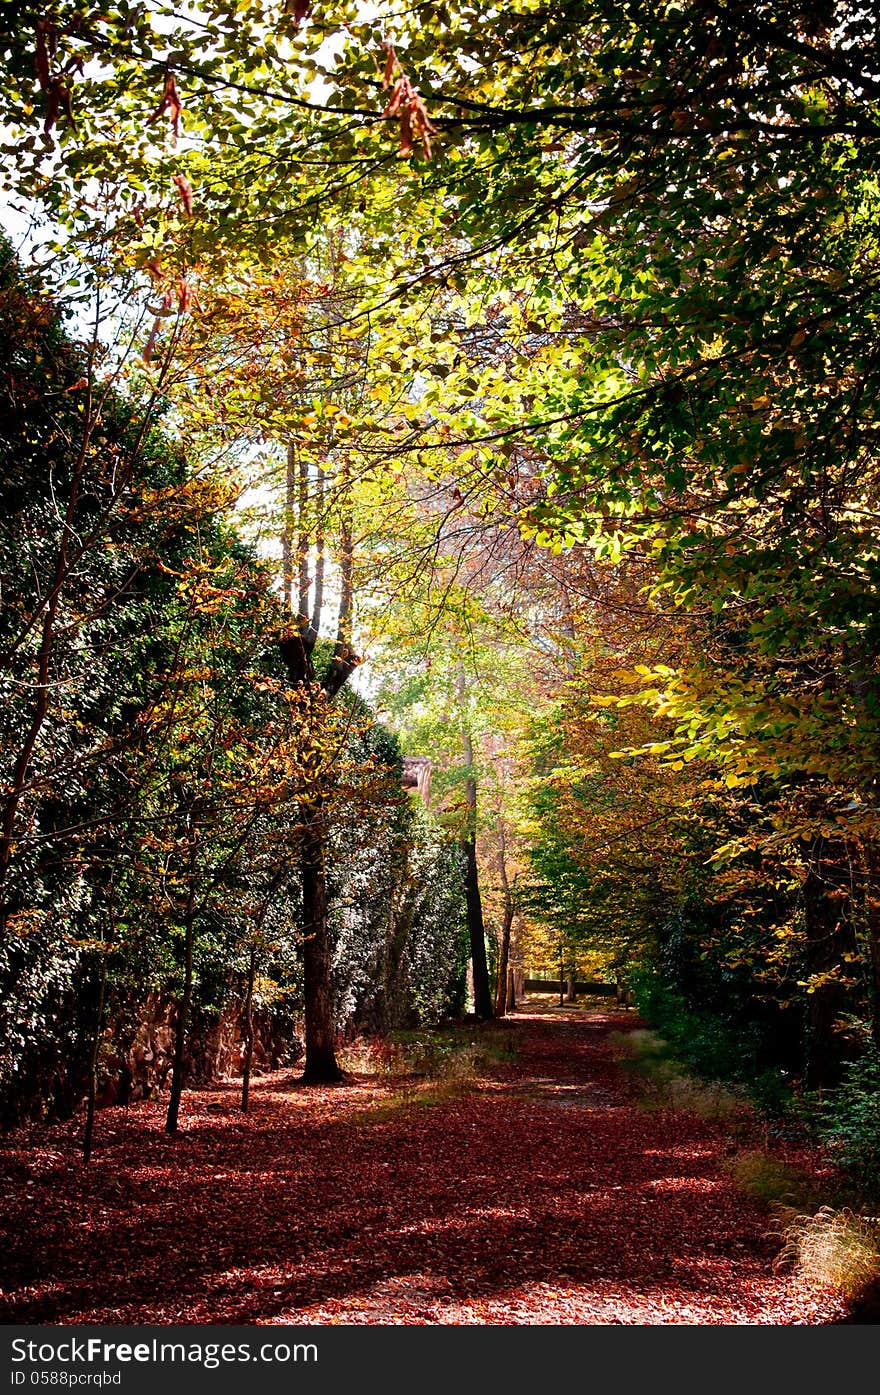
[463,825,493,1019]
[494,835,515,1017]
[300,799,342,1082]
[240,942,257,1113]
[802,840,852,1089]
[282,438,297,614]
[457,669,493,1020]
[82,937,109,1164]
[278,472,357,1084]
[165,836,198,1134]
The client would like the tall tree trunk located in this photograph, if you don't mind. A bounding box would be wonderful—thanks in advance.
[83,935,110,1164]
[384,875,415,1032]
[802,839,852,1089]
[165,837,198,1134]
[462,824,493,1019]
[457,668,492,1020]
[297,443,311,624]
[278,473,356,1084]
[240,942,257,1113]
[282,438,297,614]
[494,835,515,1017]
[301,799,342,1082]
[861,843,880,1051]
[310,464,325,636]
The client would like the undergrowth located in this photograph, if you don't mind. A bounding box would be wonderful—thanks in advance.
[625,971,880,1307]
[611,1027,752,1127]
[340,1022,517,1123]
[775,1207,880,1301]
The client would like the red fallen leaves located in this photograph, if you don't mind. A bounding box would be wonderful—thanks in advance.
[0,1010,850,1326]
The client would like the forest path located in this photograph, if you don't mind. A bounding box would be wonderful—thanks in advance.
[0,1005,847,1324]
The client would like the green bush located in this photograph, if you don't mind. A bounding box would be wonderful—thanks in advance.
[629,965,792,1114]
[812,1052,880,1187]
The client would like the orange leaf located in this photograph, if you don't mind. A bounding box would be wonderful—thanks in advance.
[173,173,194,217]
[150,72,183,140]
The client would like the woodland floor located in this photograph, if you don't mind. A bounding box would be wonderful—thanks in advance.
[0,1003,851,1325]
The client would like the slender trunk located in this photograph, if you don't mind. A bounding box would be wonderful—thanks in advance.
[463,825,493,1019]
[494,840,515,1017]
[384,877,415,1032]
[456,668,492,1020]
[495,905,514,1016]
[861,844,880,1051]
[282,439,297,614]
[82,939,110,1165]
[301,799,341,1083]
[297,444,311,623]
[802,840,851,1089]
[323,515,356,698]
[310,465,325,636]
[165,838,198,1134]
[240,943,257,1113]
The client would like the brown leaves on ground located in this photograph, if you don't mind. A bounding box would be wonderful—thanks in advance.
[0,1009,849,1325]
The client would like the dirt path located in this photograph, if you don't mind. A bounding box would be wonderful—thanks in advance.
[0,1006,847,1324]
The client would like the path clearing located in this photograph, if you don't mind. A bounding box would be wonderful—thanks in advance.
[0,1006,847,1324]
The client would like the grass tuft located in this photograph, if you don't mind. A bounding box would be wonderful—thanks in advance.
[776,1206,880,1300]
[729,1149,812,1206]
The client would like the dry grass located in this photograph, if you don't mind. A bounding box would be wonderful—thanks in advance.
[611,1029,749,1123]
[729,1149,811,1206]
[776,1206,880,1299]
[339,1025,516,1125]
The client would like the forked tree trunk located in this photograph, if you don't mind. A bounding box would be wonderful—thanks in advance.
[279,452,354,1084]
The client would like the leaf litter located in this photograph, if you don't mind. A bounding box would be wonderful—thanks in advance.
[0,1008,848,1325]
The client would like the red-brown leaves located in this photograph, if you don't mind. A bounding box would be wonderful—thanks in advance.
[382,53,436,160]
[0,1011,852,1327]
[42,79,73,135]
[150,71,183,140]
[35,19,76,135]
[382,43,398,90]
[34,19,53,92]
[142,319,161,364]
[173,174,194,218]
[176,278,201,314]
